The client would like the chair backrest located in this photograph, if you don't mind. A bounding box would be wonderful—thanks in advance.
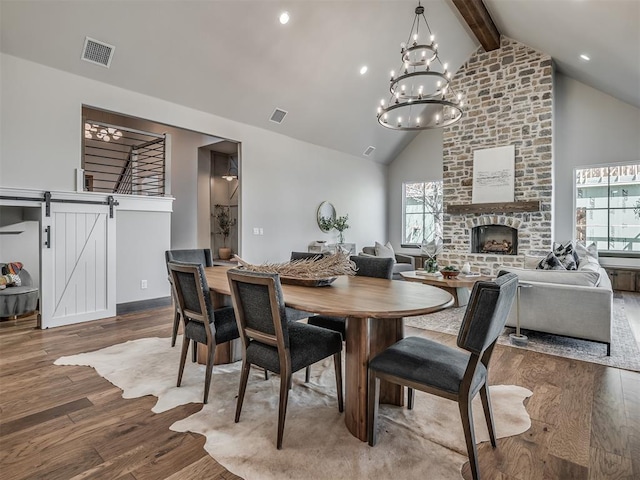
[165,249,213,273]
[227,269,289,351]
[350,255,394,279]
[168,261,216,341]
[457,273,518,356]
[18,268,33,287]
[290,252,327,261]
[361,246,376,256]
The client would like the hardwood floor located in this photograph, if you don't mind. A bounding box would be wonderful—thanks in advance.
[1,305,638,479]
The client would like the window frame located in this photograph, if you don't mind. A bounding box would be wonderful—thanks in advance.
[400,180,444,249]
[573,161,640,257]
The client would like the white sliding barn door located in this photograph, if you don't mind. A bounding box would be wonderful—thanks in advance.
[41,203,116,328]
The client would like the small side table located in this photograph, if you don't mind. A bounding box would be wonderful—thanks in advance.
[510,282,532,346]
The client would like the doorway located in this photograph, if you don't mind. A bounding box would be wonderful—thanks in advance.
[0,206,41,331]
[199,141,240,261]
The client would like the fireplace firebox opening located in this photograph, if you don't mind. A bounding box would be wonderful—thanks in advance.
[471,225,518,255]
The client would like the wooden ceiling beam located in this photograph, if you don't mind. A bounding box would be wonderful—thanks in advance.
[451,0,501,51]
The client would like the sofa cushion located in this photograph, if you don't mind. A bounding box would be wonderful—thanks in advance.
[500,267,601,287]
[576,242,599,266]
[374,241,396,261]
[537,251,567,271]
[578,262,600,273]
[524,254,545,270]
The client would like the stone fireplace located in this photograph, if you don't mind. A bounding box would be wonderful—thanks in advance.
[471,224,518,255]
[438,37,554,275]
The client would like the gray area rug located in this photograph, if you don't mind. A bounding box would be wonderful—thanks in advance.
[406,296,640,372]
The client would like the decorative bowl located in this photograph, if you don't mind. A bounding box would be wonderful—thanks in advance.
[440,270,460,279]
[280,276,337,287]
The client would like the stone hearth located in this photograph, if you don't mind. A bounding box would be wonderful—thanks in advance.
[439,37,554,275]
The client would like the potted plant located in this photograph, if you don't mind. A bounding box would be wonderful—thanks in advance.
[334,214,349,244]
[213,204,237,260]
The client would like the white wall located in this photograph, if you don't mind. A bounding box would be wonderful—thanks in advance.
[1,54,386,282]
[554,73,640,240]
[387,129,444,254]
[115,210,171,303]
[555,74,640,267]
[196,148,211,250]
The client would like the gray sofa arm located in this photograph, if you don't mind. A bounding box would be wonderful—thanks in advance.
[394,254,415,268]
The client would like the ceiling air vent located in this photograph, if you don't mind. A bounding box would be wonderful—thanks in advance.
[81,37,115,68]
[269,108,288,124]
[363,146,376,157]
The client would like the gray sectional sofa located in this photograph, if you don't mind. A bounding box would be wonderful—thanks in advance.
[499,257,613,355]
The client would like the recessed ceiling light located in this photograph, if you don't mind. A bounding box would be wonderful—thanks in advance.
[279,12,290,25]
[580,54,591,61]
[360,66,368,75]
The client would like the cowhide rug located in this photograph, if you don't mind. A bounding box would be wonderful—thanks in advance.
[55,336,532,479]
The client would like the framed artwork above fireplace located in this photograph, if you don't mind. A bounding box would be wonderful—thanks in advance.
[472,145,515,204]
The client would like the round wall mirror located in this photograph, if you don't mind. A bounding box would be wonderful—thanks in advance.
[317,201,336,232]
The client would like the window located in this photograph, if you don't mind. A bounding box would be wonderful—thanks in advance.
[402,181,443,246]
[575,163,640,253]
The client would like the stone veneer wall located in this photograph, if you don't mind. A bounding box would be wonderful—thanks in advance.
[439,37,554,275]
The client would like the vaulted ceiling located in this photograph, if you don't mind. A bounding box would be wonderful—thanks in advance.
[1,1,638,165]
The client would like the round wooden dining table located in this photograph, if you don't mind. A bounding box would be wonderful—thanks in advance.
[204,265,454,442]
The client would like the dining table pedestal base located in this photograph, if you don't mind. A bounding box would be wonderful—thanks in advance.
[345,316,404,441]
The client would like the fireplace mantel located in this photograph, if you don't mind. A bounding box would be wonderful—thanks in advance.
[446,201,541,215]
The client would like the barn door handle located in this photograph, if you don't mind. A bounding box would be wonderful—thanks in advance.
[44,226,51,248]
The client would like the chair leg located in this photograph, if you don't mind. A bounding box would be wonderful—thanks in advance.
[459,394,480,480]
[277,370,291,449]
[177,337,190,387]
[235,361,251,423]
[333,352,343,412]
[171,308,180,347]
[367,370,380,446]
[408,387,415,410]
[305,365,311,383]
[264,369,269,380]
[480,384,497,447]
[203,343,215,404]
[191,342,197,363]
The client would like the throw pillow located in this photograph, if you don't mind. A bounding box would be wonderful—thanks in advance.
[552,241,578,270]
[1,262,23,275]
[0,274,14,287]
[374,241,396,261]
[575,242,599,265]
[536,251,567,270]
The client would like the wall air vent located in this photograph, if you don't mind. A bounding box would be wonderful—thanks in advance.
[81,37,115,68]
[363,146,376,157]
[269,108,288,124]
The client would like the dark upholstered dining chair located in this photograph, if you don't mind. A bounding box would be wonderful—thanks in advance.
[168,261,239,404]
[307,255,394,337]
[367,273,518,480]
[165,249,214,348]
[285,251,327,322]
[304,255,394,382]
[227,269,344,449]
